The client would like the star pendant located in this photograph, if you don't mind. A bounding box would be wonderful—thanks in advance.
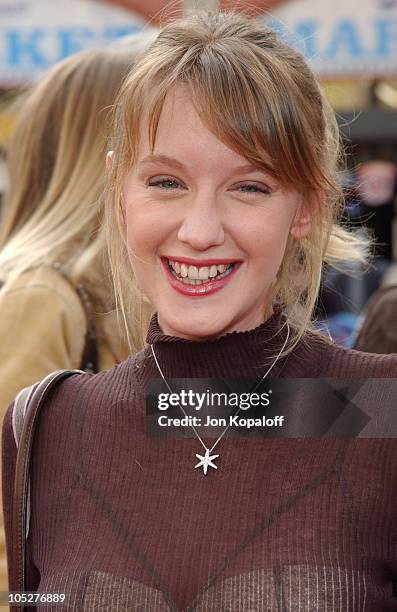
[195,448,219,475]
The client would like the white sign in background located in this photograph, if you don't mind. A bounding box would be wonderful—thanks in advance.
[266,0,397,77]
[0,0,148,87]
[2,0,397,86]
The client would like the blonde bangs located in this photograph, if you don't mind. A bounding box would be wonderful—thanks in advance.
[118,28,339,201]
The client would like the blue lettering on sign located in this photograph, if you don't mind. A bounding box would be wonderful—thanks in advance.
[6,29,50,68]
[58,28,95,60]
[265,18,319,58]
[324,20,365,59]
[0,25,146,79]
[294,20,318,58]
[264,15,397,72]
[374,18,388,56]
[373,17,397,57]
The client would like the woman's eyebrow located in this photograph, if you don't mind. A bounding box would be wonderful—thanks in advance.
[139,154,187,170]
[233,164,270,175]
[139,155,274,177]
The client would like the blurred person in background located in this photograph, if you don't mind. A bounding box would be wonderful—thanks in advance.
[353,262,397,353]
[0,39,155,590]
[0,43,156,412]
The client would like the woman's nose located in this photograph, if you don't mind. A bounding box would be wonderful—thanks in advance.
[177,196,225,251]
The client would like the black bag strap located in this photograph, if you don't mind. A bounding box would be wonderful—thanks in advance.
[10,369,83,611]
[73,283,99,373]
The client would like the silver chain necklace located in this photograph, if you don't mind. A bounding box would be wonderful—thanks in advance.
[150,322,290,475]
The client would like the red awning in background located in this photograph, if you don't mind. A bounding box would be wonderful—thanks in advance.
[105,0,285,21]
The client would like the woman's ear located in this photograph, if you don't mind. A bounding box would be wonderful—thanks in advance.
[289,191,324,239]
[290,206,311,239]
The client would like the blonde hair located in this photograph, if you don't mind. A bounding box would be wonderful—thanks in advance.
[0,42,155,352]
[106,11,368,351]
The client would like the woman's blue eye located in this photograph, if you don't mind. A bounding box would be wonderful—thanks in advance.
[148,178,181,189]
[146,178,272,195]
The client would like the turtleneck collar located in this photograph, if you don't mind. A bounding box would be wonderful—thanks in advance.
[145,312,292,379]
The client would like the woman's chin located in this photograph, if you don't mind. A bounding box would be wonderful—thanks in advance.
[157,310,235,341]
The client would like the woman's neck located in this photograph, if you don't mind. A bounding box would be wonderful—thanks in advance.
[157,307,275,342]
[145,311,289,380]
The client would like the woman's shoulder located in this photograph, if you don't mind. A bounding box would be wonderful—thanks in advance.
[0,267,87,337]
[296,331,397,378]
[2,355,137,442]
[0,267,89,411]
[1,266,83,312]
[47,348,148,407]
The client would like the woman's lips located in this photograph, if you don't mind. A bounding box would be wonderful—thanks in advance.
[162,256,238,266]
[161,258,241,297]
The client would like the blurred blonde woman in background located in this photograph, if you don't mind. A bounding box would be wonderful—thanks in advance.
[0,43,155,413]
[0,39,154,590]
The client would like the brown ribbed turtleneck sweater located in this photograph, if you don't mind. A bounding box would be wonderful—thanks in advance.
[2,314,397,611]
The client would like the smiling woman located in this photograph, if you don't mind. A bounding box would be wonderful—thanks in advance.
[119,87,309,340]
[106,13,366,351]
[3,10,397,612]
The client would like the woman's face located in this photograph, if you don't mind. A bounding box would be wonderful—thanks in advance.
[122,86,309,340]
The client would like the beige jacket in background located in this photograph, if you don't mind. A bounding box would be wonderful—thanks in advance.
[0,266,130,592]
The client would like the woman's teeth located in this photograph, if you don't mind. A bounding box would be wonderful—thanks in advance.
[167,260,234,285]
